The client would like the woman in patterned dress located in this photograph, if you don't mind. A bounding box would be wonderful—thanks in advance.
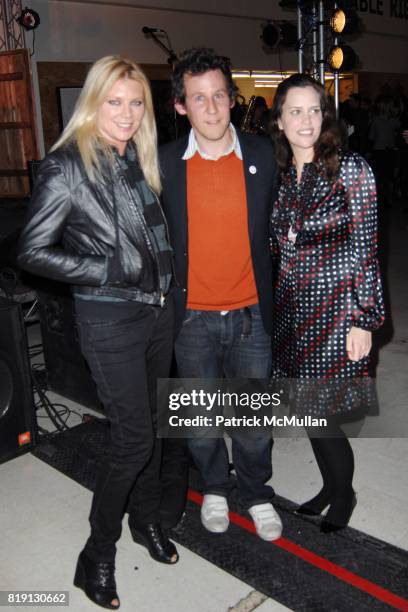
[269,74,385,532]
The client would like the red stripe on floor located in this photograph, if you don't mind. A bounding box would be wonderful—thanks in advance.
[187,489,408,612]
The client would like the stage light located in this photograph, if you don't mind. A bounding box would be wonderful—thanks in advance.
[16,7,40,30]
[330,8,360,36]
[279,0,297,7]
[327,45,357,71]
[279,0,314,8]
[330,9,346,33]
[279,22,298,47]
[261,21,298,49]
[261,23,280,49]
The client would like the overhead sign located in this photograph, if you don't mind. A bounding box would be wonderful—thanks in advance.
[357,0,408,19]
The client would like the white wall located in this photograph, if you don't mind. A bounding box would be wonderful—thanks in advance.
[29,0,408,73]
[29,0,298,70]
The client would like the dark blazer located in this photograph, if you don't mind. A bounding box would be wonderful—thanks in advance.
[159,130,278,337]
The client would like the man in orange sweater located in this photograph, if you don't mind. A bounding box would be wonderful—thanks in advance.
[160,48,281,541]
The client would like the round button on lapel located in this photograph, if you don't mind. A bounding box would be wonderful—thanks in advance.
[249,165,257,174]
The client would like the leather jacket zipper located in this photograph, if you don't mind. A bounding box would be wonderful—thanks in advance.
[118,175,160,287]
[146,191,165,304]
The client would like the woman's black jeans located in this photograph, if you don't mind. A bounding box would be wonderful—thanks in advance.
[74,296,174,562]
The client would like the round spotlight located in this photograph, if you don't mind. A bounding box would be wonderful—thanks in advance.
[280,22,298,47]
[17,7,41,30]
[261,21,297,49]
[261,23,281,49]
[328,45,357,71]
[330,9,360,36]
[328,46,343,71]
[330,9,346,33]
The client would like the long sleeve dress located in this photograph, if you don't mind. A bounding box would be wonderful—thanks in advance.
[270,151,385,416]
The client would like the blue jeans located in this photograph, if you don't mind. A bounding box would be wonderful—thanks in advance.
[175,304,274,508]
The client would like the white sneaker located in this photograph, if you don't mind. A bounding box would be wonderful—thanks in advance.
[201,494,229,533]
[248,502,282,541]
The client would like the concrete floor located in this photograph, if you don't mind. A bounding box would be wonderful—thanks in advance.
[0,206,407,611]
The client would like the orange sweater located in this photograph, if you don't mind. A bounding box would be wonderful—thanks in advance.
[186,152,258,310]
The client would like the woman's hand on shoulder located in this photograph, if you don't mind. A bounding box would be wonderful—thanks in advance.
[346,326,372,361]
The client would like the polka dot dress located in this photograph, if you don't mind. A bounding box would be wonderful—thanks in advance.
[270,151,385,416]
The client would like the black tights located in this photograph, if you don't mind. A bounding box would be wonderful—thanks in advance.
[305,420,354,507]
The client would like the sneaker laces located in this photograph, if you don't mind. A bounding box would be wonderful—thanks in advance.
[252,504,280,526]
[203,498,228,516]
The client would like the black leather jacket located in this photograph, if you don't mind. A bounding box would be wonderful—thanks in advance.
[18,142,167,305]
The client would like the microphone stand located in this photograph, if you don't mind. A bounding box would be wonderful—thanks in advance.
[143,30,179,138]
[144,30,178,66]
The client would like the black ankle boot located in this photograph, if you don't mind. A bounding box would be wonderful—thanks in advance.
[129,522,179,564]
[320,492,357,533]
[74,550,120,609]
[295,487,332,517]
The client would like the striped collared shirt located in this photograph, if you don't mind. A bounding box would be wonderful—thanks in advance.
[182,123,243,161]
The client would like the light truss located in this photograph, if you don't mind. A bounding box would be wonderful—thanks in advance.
[0,0,25,52]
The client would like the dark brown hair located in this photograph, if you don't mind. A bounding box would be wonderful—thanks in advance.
[269,73,342,179]
[172,47,238,104]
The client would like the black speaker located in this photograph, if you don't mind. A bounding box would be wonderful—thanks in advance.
[0,297,35,463]
[37,287,103,413]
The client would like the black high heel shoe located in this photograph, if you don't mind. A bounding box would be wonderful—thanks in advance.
[320,493,357,533]
[294,487,332,517]
[129,522,179,564]
[74,550,120,609]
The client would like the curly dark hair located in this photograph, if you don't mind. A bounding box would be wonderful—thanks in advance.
[172,47,238,104]
[269,73,343,179]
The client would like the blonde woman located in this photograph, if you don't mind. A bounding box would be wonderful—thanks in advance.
[18,56,178,610]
